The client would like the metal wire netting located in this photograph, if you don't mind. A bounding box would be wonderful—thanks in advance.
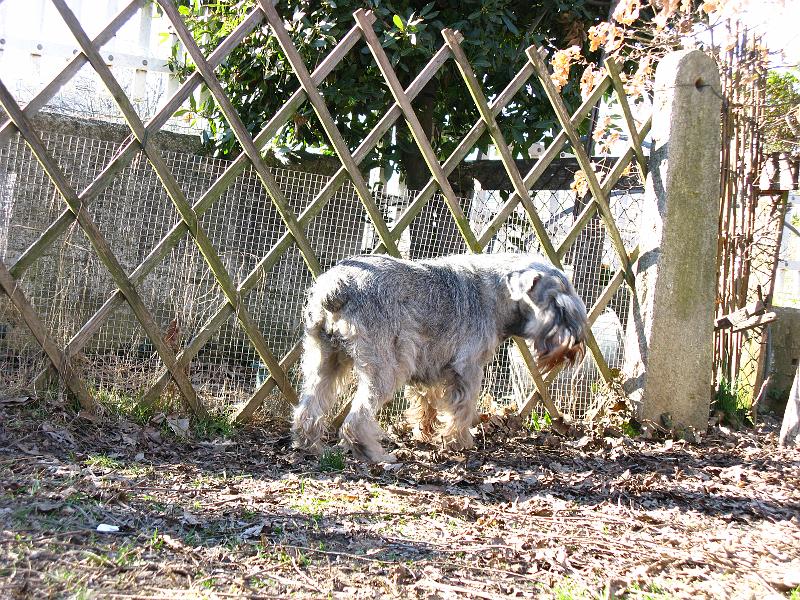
[0,128,643,420]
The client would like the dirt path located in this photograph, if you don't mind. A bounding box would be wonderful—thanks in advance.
[1,396,799,599]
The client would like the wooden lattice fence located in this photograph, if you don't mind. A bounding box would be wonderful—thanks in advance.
[0,0,650,425]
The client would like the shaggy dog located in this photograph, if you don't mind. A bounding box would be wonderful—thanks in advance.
[292,253,587,462]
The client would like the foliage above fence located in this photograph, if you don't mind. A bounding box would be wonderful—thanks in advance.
[170,0,608,173]
[0,0,650,426]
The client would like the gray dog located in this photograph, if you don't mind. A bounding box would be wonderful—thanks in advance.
[292,253,587,462]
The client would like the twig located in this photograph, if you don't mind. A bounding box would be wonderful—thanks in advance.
[0,529,91,541]
[244,570,321,593]
[326,509,427,519]
[107,594,282,600]
[288,555,326,594]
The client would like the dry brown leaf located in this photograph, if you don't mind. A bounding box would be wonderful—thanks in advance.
[612,0,641,25]
[550,46,582,91]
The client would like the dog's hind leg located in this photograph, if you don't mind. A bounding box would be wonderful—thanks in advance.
[340,366,399,463]
[440,365,483,451]
[292,332,352,454]
[405,384,442,443]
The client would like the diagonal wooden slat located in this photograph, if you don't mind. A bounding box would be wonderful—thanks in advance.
[558,202,599,263]
[556,117,652,260]
[60,20,398,411]
[10,6,264,279]
[444,31,614,393]
[230,45,458,422]
[586,247,641,327]
[511,337,555,416]
[517,246,641,418]
[354,9,481,253]
[442,29,565,417]
[0,261,95,410]
[374,60,541,254]
[227,52,455,419]
[256,0,401,258]
[233,341,304,424]
[373,67,609,257]
[475,75,612,249]
[0,79,204,416]
[526,46,635,288]
[600,117,652,190]
[604,58,648,180]
[544,141,652,387]
[51,0,298,406]
[158,0,323,278]
[34,14,369,394]
[443,29,560,267]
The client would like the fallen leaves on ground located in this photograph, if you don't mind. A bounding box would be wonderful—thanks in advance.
[0,397,798,599]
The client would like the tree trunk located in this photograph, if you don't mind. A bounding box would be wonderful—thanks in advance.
[779,363,800,446]
[401,77,437,192]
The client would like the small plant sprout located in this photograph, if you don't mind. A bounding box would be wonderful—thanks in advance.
[318,448,345,472]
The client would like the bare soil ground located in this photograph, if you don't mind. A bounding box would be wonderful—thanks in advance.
[1,394,799,600]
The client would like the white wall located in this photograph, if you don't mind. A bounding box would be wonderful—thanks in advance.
[775,194,800,307]
[0,0,194,131]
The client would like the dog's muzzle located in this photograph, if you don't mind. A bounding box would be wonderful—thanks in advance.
[536,338,586,374]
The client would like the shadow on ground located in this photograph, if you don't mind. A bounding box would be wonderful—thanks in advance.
[1,395,799,599]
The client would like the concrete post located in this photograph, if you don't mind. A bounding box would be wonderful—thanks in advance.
[779,363,800,447]
[623,50,722,432]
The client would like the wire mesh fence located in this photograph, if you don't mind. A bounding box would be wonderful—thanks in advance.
[0,1,651,427]
[0,126,643,420]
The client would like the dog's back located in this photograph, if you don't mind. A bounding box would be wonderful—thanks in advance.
[303,254,512,348]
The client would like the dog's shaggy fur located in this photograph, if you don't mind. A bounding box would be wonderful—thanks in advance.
[292,253,587,462]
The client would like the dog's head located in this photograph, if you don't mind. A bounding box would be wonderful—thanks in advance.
[505,263,587,373]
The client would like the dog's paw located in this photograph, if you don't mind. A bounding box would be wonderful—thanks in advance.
[376,452,398,464]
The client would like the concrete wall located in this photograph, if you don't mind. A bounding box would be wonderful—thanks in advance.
[0,114,365,361]
[766,307,800,413]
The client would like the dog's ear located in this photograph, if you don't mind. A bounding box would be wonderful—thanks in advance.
[505,269,541,301]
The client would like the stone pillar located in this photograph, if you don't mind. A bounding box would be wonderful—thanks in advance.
[779,364,800,447]
[623,50,721,431]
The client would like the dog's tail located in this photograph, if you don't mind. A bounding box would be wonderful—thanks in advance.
[304,283,350,335]
[320,287,350,314]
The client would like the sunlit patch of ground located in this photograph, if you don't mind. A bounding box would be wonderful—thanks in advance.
[1,394,798,599]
